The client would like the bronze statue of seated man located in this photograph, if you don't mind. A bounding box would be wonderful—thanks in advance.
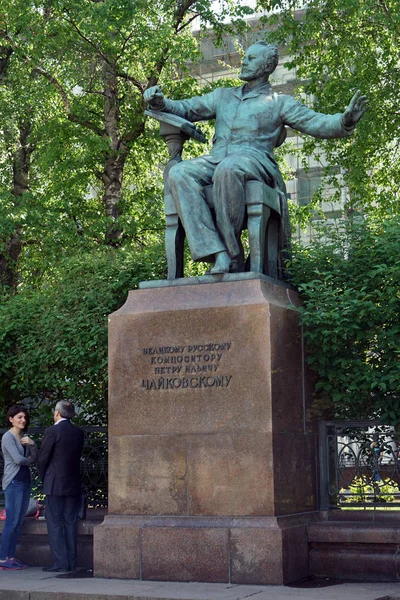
[144,42,367,275]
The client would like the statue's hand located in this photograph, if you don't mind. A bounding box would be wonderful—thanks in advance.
[342,90,368,128]
[144,85,165,110]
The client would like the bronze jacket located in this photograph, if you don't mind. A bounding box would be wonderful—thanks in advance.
[163,82,353,184]
[162,82,353,274]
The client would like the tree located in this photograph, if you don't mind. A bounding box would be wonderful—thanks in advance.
[0,35,33,291]
[0,0,256,421]
[251,0,400,422]
[257,0,400,219]
[0,245,167,423]
[1,0,253,246]
[0,0,255,294]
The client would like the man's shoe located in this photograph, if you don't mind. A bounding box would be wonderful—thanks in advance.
[42,565,69,572]
[0,559,22,570]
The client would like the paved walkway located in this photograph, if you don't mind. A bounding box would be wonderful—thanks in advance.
[0,569,399,600]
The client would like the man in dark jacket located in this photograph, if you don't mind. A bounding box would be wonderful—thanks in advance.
[39,400,84,572]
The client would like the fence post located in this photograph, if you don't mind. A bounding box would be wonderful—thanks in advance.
[318,420,330,510]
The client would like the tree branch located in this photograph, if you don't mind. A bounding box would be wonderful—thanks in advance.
[33,67,71,111]
[33,67,104,136]
[146,55,169,89]
[175,0,199,21]
[146,0,197,88]
[0,44,13,80]
[117,70,144,92]
[174,0,199,31]
[121,119,145,145]
[82,89,104,96]
[118,30,135,59]
[62,10,113,66]
[376,0,392,18]
[176,11,200,33]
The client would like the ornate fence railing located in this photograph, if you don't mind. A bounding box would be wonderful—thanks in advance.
[319,420,400,510]
[0,426,108,509]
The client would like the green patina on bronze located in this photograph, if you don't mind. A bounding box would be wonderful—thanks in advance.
[145,42,368,278]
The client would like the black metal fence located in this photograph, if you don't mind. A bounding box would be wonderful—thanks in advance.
[0,427,108,508]
[319,420,400,510]
[6,420,399,512]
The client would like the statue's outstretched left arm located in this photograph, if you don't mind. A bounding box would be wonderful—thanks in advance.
[342,90,369,128]
[281,90,368,139]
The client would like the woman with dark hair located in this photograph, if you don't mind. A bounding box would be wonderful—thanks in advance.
[0,405,38,570]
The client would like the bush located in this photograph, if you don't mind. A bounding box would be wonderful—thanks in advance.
[0,243,165,425]
[289,214,400,423]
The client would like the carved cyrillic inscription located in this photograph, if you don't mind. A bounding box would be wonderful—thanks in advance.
[140,341,233,391]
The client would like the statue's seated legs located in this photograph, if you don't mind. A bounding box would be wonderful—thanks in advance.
[167,157,226,262]
[211,157,253,261]
[167,154,277,266]
[165,181,282,279]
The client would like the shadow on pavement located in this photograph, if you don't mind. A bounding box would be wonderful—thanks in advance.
[288,577,354,588]
[56,569,93,579]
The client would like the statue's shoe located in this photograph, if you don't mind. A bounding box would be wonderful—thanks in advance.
[230,252,245,273]
[210,253,231,274]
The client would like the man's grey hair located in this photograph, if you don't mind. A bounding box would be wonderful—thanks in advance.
[253,41,279,75]
[55,400,75,420]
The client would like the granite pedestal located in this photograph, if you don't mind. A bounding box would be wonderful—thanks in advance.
[94,275,318,584]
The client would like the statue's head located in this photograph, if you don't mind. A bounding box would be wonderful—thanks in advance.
[239,42,279,82]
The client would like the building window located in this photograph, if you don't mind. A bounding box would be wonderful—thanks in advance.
[297,171,323,206]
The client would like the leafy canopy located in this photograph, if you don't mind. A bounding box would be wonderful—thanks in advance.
[257,0,400,219]
[289,216,400,423]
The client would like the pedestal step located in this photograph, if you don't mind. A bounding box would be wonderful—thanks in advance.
[309,515,400,581]
[94,513,318,585]
[0,510,105,570]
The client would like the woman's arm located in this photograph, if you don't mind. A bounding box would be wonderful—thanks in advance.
[2,433,31,466]
[26,442,38,463]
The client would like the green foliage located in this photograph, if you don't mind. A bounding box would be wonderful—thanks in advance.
[289,214,400,422]
[248,0,400,423]
[340,476,373,503]
[0,244,166,425]
[257,0,400,219]
[0,0,255,270]
[0,0,257,423]
[340,476,399,504]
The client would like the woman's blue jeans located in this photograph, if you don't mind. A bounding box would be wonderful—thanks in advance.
[0,480,30,559]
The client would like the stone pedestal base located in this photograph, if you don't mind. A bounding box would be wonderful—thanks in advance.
[94,276,317,583]
[309,511,400,582]
[94,513,318,584]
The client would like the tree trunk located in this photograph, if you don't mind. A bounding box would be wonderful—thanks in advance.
[0,122,32,291]
[101,60,128,245]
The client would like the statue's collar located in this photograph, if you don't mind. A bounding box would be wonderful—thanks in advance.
[234,82,272,99]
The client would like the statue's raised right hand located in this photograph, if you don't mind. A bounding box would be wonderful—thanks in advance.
[144,86,165,109]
